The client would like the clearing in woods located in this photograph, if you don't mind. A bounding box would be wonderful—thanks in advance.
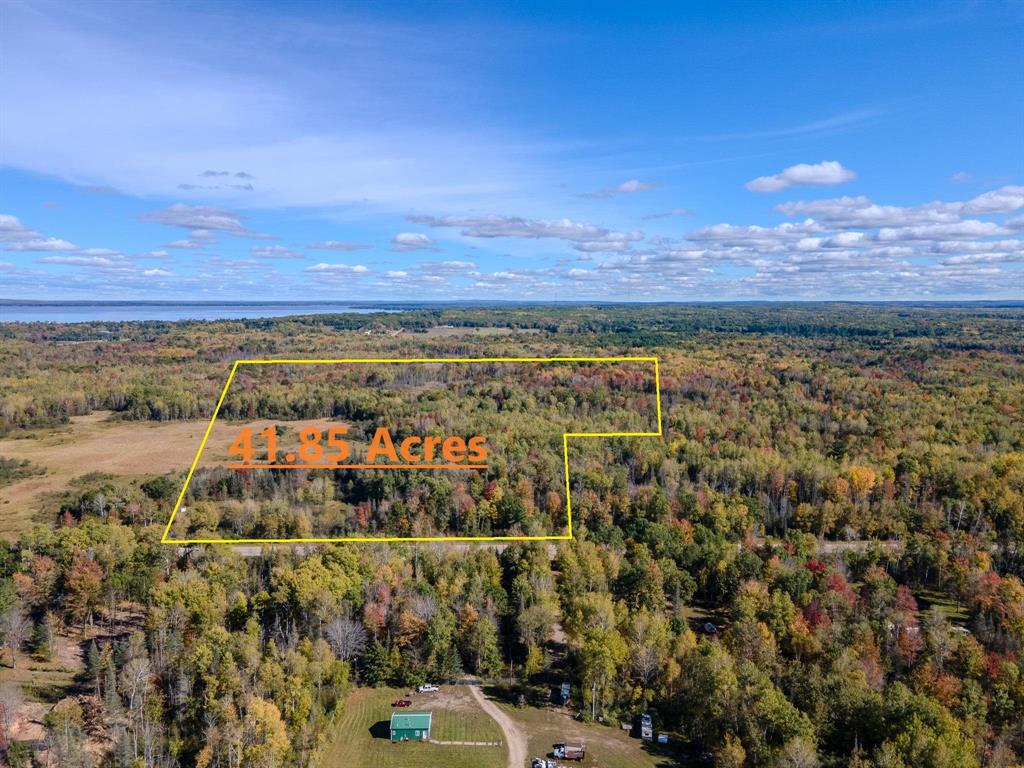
[494,690,683,768]
[469,684,527,768]
[0,605,147,759]
[0,412,339,539]
[320,685,506,768]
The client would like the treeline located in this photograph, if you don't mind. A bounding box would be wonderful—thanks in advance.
[3,470,1022,766]
[171,362,655,539]
[3,304,1023,434]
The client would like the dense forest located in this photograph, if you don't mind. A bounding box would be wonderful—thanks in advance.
[1,304,1022,768]
[168,359,658,541]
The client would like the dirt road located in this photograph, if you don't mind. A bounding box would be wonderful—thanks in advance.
[469,684,528,768]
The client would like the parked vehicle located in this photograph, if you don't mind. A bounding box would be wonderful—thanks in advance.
[533,759,569,768]
[392,699,412,708]
[640,713,653,741]
[417,684,439,693]
[553,739,585,760]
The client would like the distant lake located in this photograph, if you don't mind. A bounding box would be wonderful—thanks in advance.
[0,302,403,323]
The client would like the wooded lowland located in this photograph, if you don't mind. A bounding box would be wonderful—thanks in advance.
[0,303,1022,768]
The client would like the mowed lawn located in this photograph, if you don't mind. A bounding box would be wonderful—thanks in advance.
[496,696,683,768]
[320,685,506,768]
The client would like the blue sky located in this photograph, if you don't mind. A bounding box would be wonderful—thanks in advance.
[1,0,1022,301]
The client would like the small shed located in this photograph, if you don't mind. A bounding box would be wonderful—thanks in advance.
[390,711,432,742]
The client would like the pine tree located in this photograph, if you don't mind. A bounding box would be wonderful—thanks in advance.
[361,641,392,688]
[104,660,121,716]
[86,640,103,699]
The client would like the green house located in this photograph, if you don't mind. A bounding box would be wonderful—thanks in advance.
[390,711,432,742]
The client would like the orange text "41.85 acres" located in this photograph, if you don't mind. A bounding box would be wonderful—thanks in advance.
[228,425,489,470]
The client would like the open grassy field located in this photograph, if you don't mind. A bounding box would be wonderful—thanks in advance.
[493,691,683,768]
[915,586,971,625]
[319,685,506,768]
[0,412,204,538]
[0,412,343,539]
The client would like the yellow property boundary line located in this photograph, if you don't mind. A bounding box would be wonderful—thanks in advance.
[160,356,662,545]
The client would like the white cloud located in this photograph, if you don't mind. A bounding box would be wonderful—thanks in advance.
[643,208,695,220]
[305,262,369,274]
[38,255,111,266]
[142,267,173,277]
[572,233,646,253]
[0,213,172,280]
[940,252,1024,266]
[5,237,78,252]
[141,204,274,239]
[776,196,961,228]
[0,214,36,240]
[775,187,1024,229]
[307,241,370,251]
[875,220,1009,242]
[205,257,264,271]
[928,239,1023,254]
[578,179,660,199]
[367,271,448,292]
[0,214,79,252]
[566,268,605,281]
[419,260,477,275]
[165,230,217,249]
[746,161,856,192]
[555,185,1024,300]
[250,245,305,259]
[178,170,255,192]
[962,185,1024,214]
[688,220,824,245]
[391,232,436,251]
[0,261,14,270]
[409,214,643,252]
[932,239,1024,266]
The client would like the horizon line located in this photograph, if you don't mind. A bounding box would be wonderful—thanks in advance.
[4,298,1024,307]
